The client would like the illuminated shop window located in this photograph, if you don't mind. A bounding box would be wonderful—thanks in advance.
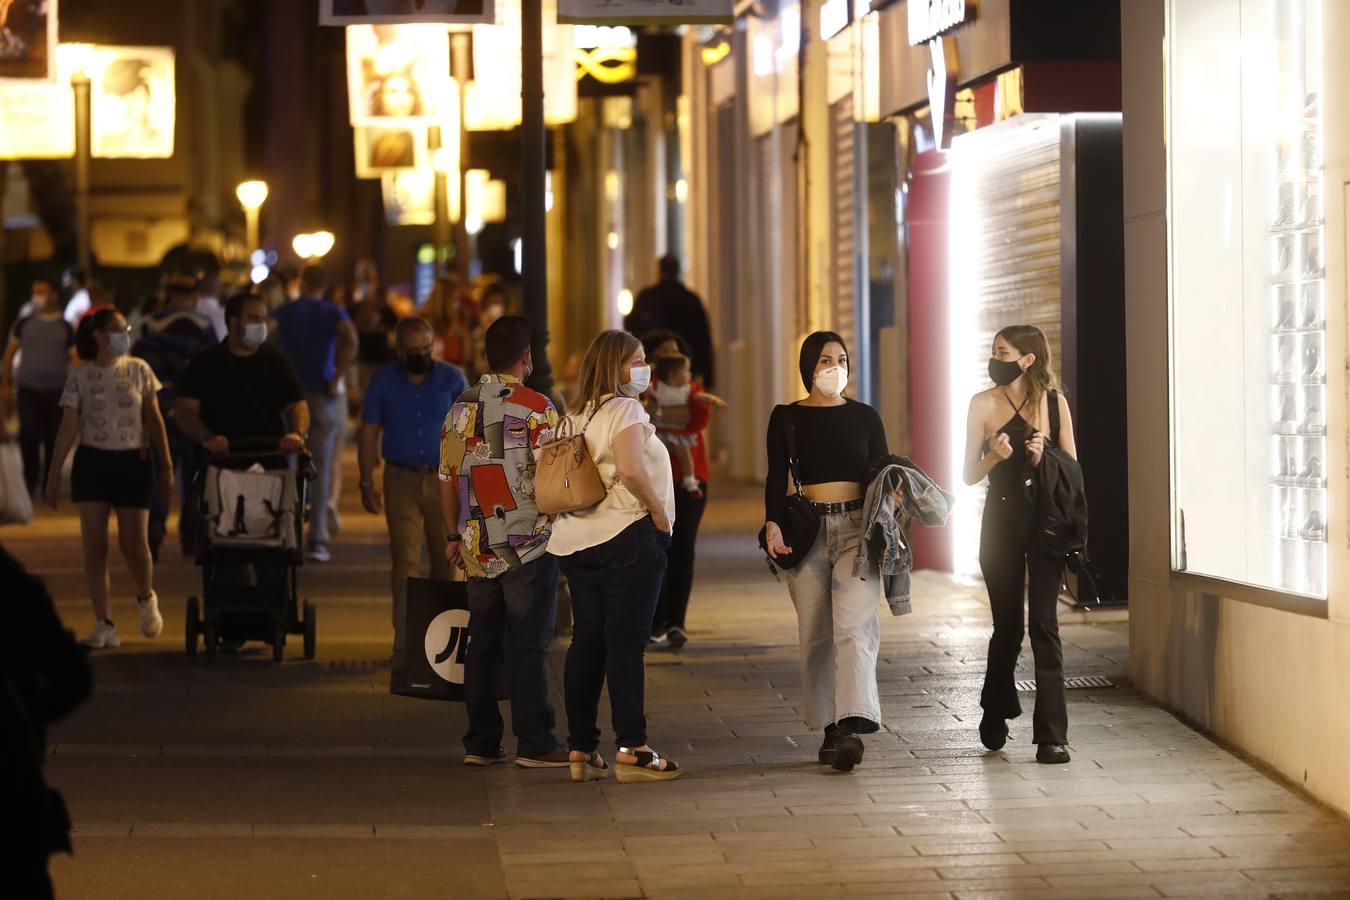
[1167,0,1326,597]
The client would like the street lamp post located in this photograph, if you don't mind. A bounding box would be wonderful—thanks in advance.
[236,180,269,252]
[521,0,553,395]
[71,63,92,276]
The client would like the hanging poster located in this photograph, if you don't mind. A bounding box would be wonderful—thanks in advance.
[466,0,575,130]
[0,66,72,158]
[354,124,428,178]
[382,168,437,225]
[89,45,175,159]
[346,23,451,125]
[557,0,732,25]
[0,0,57,80]
[321,0,494,26]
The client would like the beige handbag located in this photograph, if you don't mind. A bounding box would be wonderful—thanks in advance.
[535,399,617,515]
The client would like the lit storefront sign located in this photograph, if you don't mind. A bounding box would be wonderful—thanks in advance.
[819,0,851,41]
[907,0,973,45]
[345,24,451,125]
[574,26,637,85]
[320,0,495,26]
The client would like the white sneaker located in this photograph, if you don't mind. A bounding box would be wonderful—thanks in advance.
[138,591,164,638]
[83,620,121,649]
[308,544,332,563]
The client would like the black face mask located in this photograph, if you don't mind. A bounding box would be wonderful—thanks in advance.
[403,352,433,375]
[988,357,1025,386]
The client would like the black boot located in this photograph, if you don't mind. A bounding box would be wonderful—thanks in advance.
[817,723,840,765]
[832,734,864,772]
[979,711,1008,751]
[1037,743,1071,764]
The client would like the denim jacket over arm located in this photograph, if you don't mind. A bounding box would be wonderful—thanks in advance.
[853,457,955,615]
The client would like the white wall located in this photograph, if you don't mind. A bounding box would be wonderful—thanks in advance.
[1125,0,1350,815]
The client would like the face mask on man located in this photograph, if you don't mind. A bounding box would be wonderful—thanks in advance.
[621,364,652,398]
[403,352,433,375]
[988,357,1025,386]
[107,332,131,357]
[242,322,268,350]
[814,365,848,398]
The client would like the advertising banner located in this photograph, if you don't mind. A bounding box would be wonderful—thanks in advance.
[321,0,494,26]
[0,0,57,80]
[0,42,175,160]
[466,0,575,129]
[557,0,732,25]
[346,24,451,125]
[382,168,437,225]
[89,45,175,159]
[354,124,428,178]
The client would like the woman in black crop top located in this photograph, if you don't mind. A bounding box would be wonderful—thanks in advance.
[962,325,1078,766]
[763,332,889,773]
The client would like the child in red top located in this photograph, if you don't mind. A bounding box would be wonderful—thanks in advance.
[649,353,725,498]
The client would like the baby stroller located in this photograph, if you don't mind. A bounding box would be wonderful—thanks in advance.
[185,441,317,663]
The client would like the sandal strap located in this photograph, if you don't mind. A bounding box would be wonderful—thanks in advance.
[618,746,679,772]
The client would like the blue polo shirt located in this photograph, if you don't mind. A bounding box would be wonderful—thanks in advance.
[272,297,350,395]
[362,359,468,468]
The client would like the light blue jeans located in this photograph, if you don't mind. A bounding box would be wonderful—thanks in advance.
[306,392,344,547]
[784,510,882,731]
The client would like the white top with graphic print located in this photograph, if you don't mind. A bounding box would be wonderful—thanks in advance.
[60,358,162,452]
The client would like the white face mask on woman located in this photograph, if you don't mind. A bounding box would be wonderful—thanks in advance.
[814,365,848,398]
[621,365,652,398]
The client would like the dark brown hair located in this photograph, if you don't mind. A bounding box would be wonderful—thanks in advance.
[654,353,689,383]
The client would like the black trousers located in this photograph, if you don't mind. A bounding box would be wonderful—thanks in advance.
[462,555,561,758]
[978,496,1068,745]
[16,386,63,492]
[652,481,707,634]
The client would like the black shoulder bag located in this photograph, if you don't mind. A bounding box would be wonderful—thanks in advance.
[757,406,820,572]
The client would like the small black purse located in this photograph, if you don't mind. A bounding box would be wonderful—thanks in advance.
[757,407,820,571]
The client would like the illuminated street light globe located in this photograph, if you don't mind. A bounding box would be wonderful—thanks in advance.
[309,231,336,259]
[235,180,269,211]
[292,233,315,259]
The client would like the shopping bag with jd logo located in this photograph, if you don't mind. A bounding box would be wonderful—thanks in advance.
[390,576,508,702]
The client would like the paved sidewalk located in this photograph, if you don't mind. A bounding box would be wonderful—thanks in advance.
[5,476,1350,899]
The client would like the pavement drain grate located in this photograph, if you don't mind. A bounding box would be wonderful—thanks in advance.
[1015,675,1114,691]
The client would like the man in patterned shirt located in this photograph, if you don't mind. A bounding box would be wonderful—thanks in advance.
[439,315,566,768]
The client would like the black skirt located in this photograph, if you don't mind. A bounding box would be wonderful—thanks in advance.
[70,446,155,509]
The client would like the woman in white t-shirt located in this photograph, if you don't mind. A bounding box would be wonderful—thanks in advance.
[548,330,681,783]
[46,308,173,650]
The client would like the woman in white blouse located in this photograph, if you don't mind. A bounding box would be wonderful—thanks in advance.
[548,330,681,783]
[47,308,173,649]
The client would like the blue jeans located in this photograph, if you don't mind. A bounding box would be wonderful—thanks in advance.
[305,392,343,546]
[462,554,562,758]
[560,517,671,753]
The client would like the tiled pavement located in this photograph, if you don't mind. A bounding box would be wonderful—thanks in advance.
[5,473,1350,899]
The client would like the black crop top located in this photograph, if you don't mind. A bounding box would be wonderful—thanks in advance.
[764,400,889,527]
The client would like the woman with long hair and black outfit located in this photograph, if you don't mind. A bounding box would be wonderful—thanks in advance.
[962,325,1077,765]
[549,330,682,783]
[46,308,173,649]
[762,332,888,772]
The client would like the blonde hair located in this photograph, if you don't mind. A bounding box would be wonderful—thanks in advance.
[576,330,642,412]
[995,324,1062,410]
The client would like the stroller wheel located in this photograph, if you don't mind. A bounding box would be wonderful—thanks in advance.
[303,601,317,661]
[204,616,219,663]
[186,597,201,659]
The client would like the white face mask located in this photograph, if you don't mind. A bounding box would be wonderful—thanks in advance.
[621,364,652,398]
[242,322,268,350]
[653,381,691,406]
[107,332,131,357]
[814,365,848,398]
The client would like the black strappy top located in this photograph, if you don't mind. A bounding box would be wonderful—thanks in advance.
[984,390,1060,503]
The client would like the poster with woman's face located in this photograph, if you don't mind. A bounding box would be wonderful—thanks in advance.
[381,168,436,225]
[346,23,449,125]
[0,0,56,80]
[354,124,427,178]
[90,46,175,158]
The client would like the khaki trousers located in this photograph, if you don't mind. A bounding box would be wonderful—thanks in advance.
[383,465,453,601]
